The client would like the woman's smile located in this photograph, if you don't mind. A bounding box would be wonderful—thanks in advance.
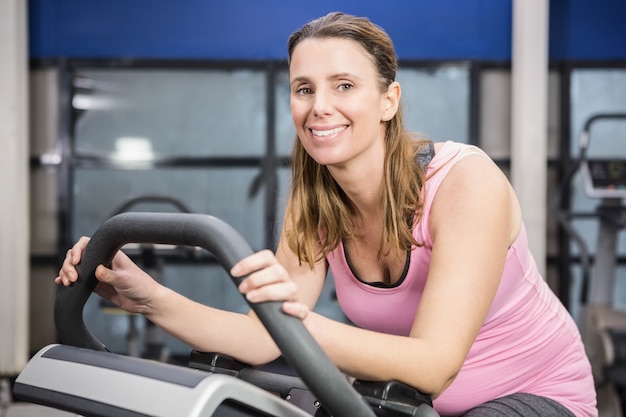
[309,125,348,141]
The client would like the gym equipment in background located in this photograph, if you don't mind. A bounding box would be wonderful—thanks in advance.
[556,113,626,417]
[13,212,438,417]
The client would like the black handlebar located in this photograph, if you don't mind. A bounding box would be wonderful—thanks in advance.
[579,113,626,158]
[54,212,376,417]
[582,113,626,136]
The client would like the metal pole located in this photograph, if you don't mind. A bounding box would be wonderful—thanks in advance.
[511,0,550,276]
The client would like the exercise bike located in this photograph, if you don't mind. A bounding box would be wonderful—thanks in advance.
[556,113,626,417]
[13,212,439,416]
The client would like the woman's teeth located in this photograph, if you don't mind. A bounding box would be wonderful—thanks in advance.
[311,126,346,137]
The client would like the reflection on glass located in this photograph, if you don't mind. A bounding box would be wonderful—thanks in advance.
[114,136,154,161]
[73,69,267,157]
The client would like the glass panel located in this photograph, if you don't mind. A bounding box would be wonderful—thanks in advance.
[274,167,291,238]
[274,65,471,156]
[571,69,626,156]
[614,266,626,311]
[275,70,296,156]
[479,69,510,158]
[397,66,470,143]
[73,68,267,157]
[72,167,266,250]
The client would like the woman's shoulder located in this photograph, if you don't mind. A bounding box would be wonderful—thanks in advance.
[430,141,503,181]
[427,141,494,173]
[424,140,511,218]
[427,141,521,245]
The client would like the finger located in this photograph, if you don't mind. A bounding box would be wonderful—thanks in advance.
[54,272,70,286]
[56,270,77,287]
[57,249,78,285]
[230,249,276,277]
[238,263,290,294]
[94,264,116,284]
[70,236,90,265]
[282,301,310,320]
[57,238,89,285]
[244,281,298,303]
[61,248,74,270]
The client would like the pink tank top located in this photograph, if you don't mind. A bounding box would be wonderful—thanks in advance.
[328,141,597,416]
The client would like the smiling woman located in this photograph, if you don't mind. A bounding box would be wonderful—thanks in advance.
[57,11,597,417]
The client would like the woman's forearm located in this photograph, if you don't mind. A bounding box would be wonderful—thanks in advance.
[144,285,281,365]
[305,312,457,397]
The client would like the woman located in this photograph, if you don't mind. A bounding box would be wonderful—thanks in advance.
[57,12,597,416]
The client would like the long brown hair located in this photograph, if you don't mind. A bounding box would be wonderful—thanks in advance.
[285,12,429,268]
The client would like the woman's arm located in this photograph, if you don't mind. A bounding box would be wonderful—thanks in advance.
[130,235,327,365]
[56,216,328,366]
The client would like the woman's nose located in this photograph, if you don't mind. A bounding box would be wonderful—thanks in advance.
[312,90,334,116]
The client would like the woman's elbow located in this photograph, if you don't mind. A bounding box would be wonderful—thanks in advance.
[430,370,459,399]
[404,355,462,399]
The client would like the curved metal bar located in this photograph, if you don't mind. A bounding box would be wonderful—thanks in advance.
[54,212,376,417]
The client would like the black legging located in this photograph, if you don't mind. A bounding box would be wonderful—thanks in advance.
[462,393,576,417]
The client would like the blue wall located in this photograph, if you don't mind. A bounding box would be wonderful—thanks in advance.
[28,0,626,61]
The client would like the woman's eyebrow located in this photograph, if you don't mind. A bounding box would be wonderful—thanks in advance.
[329,72,359,81]
[290,72,361,87]
[290,76,310,87]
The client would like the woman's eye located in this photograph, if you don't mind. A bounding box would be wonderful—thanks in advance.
[338,83,353,92]
[296,87,313,95]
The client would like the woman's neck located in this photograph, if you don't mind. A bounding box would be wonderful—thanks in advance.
[327,144,386,217]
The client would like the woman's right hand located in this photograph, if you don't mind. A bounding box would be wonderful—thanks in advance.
[55,236,160,315]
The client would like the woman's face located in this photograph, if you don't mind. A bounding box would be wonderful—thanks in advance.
[289,37,399,170]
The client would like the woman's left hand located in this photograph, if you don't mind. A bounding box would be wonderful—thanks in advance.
[230,249,310,320]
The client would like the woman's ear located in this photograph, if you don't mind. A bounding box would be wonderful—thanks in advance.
[381,81,401,122]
